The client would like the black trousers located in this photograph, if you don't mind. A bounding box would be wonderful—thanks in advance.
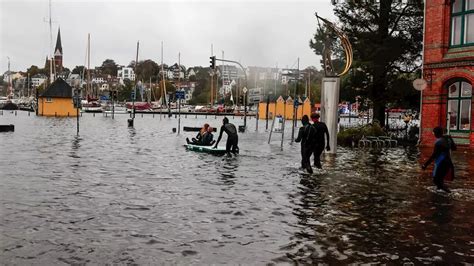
[301,145,313,169]
[226,136,239,154]
[313,145,325,169]
[433,160,453,189]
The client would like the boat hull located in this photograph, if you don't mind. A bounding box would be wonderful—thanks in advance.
[185,144,227,155]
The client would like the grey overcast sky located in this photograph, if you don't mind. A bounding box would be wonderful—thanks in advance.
[0,0,335,73]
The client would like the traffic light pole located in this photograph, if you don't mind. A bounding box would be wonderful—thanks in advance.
[213,57,248,131]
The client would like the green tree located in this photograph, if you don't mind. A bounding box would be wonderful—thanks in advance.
[72,65,86,75]
[100,59,119,76]
[27,65,42,77]
[118,79,133,101]
[136,59,159,82]
[189,66,212,105]
[310,1,423,126]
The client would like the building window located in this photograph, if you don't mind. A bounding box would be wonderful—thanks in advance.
[46,97,53,102]
[451,0,474,46]
[447,80,472,131]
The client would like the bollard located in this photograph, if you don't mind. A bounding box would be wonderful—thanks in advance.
[81,112,83,117]
[1,110,3,115]
[105,112,108,117]
[153,113,155,118]
[205,114,207,119]
[128,118,134,127]
[28,111,30,116]
[185,114,187,118]
[195,114,197,118]
[141,113,143,118]
[93,113,95,117]
[67,112,69,117]
[15,111,17,116]
[55,112,57,117]
[172,127,176,133]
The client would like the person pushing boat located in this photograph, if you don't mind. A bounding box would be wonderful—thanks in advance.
[214,117,239,156]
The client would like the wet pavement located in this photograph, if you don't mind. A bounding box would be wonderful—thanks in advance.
[1,111,473,264]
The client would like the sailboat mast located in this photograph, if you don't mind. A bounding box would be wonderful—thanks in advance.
[210,44,213,106]
[161,41,169,112]
[178,52,181,95]
[87,33,91,98]
[135,40,139,97]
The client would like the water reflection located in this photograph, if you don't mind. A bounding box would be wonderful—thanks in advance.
[217,157,239,186]
[0,113,472,264]
[430,193,453,225]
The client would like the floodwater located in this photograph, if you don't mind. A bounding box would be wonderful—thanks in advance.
[1,111,473,264]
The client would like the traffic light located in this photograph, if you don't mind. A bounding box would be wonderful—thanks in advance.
[209,56,216,69]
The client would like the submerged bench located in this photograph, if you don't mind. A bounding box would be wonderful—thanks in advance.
[358,135,397,148]
[0,124,14,132]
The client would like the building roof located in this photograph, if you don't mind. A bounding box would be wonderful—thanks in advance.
[40,78,73,98]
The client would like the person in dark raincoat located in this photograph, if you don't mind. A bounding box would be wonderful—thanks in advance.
[295,115,316,174]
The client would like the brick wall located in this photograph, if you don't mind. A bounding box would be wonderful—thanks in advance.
[422,0,474,148]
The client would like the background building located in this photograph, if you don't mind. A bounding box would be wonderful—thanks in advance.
[422,0,474,148]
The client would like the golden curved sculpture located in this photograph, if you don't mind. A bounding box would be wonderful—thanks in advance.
[316,13,353,77]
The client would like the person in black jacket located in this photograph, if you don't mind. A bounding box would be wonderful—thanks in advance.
[214,117,239,155]
[295,115,316,174]
[310,113,330,169]
[422,126,456,193]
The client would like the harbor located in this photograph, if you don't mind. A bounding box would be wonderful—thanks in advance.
[1,112,473,264]
[2,0,474,264]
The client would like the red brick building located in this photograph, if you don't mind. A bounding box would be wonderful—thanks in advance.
[422,0,474,148]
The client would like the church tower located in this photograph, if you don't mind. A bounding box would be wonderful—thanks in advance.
[54,28,63,73]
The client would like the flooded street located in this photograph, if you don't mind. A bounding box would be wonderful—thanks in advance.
[1,112,473,264]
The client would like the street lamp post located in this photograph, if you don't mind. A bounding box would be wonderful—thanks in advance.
[266,91,272,130]
[73,88,81,135]
[243,87,248,131]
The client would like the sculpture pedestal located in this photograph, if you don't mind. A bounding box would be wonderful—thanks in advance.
[320,77,340,154]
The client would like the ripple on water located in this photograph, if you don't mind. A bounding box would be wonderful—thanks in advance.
[0,114,473,264]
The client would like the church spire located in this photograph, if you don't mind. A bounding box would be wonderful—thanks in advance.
[54,27,63,73]
[54,27,62,55]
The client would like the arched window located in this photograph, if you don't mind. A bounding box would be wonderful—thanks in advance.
[447,80,472,131]
[450,0,474,46]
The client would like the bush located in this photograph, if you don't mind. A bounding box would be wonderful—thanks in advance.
[337,122,386,146]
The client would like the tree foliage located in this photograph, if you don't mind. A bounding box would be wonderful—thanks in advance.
[136,59,159,82]
[100,59,118,76]
[72,65,86,76]
[310,1,423,126]
[189,66,212,105]
[27,65,42,77]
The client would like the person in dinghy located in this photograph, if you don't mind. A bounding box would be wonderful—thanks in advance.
[187,124,215,146]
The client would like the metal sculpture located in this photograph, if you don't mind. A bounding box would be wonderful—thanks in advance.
[315,13,353,77]
[315,13,353,154]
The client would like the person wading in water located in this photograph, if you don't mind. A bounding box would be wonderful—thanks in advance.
[295,115,316,174]
[310,113,330,169]
[422,126,456,193]
[214,117,239,156]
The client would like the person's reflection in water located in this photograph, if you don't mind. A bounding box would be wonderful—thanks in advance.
[128,127,136,143]
[280,174,325,263]
[430,193,452,225]
[218,158,239,186]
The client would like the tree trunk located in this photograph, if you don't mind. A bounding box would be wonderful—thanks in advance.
[372,100,386,127]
